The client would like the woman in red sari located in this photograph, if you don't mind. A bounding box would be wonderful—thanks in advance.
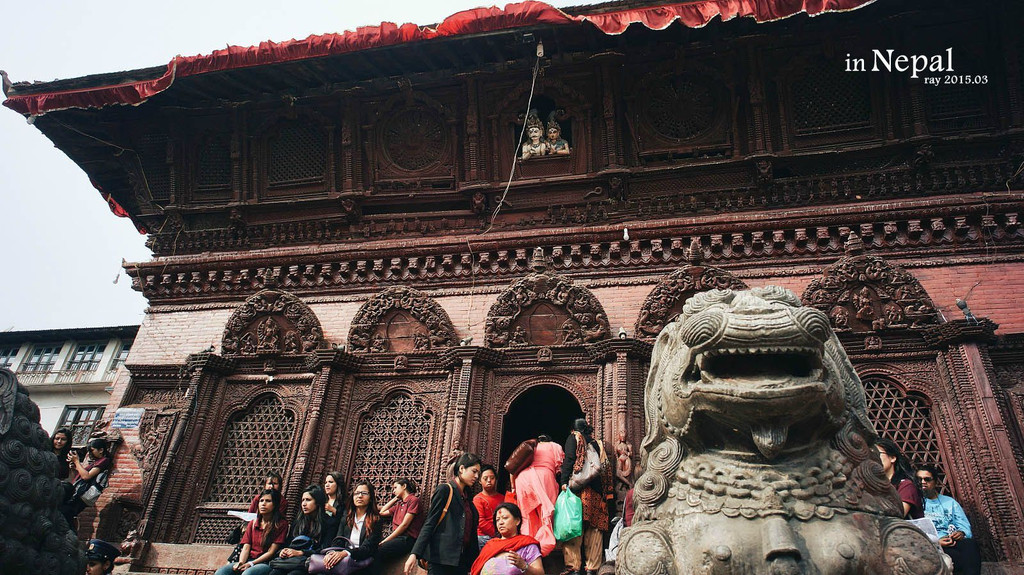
[470,503,543,575]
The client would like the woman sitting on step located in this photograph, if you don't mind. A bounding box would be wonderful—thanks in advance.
[216,489,288,575]
[269,485,338,575]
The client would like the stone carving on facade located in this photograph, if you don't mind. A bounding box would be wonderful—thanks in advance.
[485,255,610,347]
[0,369,84,574]
[802,233,941,333]
[133,208,1023,300]
[635,241,748,339]
[221,289,325,356]
[348,286,458,353]
[615,427,633,486]
[618,287,948,575]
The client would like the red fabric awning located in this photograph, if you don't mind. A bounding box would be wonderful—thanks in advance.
[4,0,874,117]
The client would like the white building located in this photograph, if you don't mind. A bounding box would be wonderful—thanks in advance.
[1,325,138,443]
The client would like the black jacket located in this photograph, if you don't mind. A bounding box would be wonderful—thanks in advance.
[411,481,480,567]
[328,511,383,561]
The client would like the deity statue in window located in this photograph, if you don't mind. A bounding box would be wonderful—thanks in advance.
[520,112,548,160]
[545,112,570,155]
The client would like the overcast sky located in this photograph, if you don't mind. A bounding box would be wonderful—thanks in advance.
[0,0,579,331]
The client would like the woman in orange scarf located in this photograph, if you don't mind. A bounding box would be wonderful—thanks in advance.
[469,503,543,575]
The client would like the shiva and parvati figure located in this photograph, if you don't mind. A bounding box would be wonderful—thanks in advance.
[617,287,949,575]
[521,110,570,160]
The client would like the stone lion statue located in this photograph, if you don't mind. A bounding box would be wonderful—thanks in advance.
[618,287,948,575]
[0,368,84,575]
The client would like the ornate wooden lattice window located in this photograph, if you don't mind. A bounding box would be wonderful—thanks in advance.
[863,378,947,485]
[381,107,446,173]
[642,73,721,142]
[138,134,172,203]
[196,135,232,198]
[267,120,326,188]
[923,83,987,133]
[205,395,296,505]
[350,395,432,497]
[791,61,872,135]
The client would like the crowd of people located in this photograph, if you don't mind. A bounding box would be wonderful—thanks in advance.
[205,418,619,575]
[52,421,983,575]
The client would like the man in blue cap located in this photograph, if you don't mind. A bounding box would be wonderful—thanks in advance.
[85,539,119,575]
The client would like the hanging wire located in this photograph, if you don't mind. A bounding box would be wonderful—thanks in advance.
[463,46,543,333]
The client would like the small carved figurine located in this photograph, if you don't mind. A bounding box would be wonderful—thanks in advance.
[615,428,633,486]
[520,112,548,160]
[546,112,570,155]
[370,334,388,353]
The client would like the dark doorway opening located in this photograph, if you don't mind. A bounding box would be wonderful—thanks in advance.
[498,385,583,492]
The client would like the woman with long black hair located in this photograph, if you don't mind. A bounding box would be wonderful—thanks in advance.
[51,428,73,481]
[876,437,924,519]
[324,471,345,519]
[215,488,288,575]
[405,452,482,575]
[318,480,383,574]
[269,485,337,575]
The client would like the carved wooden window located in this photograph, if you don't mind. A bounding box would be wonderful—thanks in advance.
[791,61,871,134]
[268,120,326,188]
[138,134,172,203]
[643,73,721,142]
[863,378,946,481]
[206,395,296,505]
[58,405,106,446]
[194,516,244,545]
[923,83,987,133]
[350,395,432,498]
[381,107,446,172]
[196,135,232,198]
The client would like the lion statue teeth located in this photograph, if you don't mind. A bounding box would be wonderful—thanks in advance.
[618,287,949,575]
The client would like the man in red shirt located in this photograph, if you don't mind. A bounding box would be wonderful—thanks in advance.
[473,464,506,549]
[246,471,288,515]
[376,478,425,570]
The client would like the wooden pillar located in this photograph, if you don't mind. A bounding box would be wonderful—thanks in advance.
[925,320,1024,566]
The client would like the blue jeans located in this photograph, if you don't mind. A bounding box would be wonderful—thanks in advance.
[215,563,273,575]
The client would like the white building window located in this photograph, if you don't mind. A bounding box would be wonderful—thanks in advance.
[66,342,106,372]
[0,347,18,369]
[58,405,106,446]
[111,340,132,369]
[21,344,61,373]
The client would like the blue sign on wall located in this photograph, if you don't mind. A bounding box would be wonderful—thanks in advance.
[111,407,146,429]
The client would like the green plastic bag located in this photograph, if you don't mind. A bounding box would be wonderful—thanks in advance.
[553,488,583,541]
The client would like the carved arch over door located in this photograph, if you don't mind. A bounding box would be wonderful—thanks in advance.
[221,289,326,356]
[802,234,941,333]
[348,286,458,353]
[485,272,610,348]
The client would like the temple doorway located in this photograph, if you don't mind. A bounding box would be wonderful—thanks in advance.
[498,384,583,491]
